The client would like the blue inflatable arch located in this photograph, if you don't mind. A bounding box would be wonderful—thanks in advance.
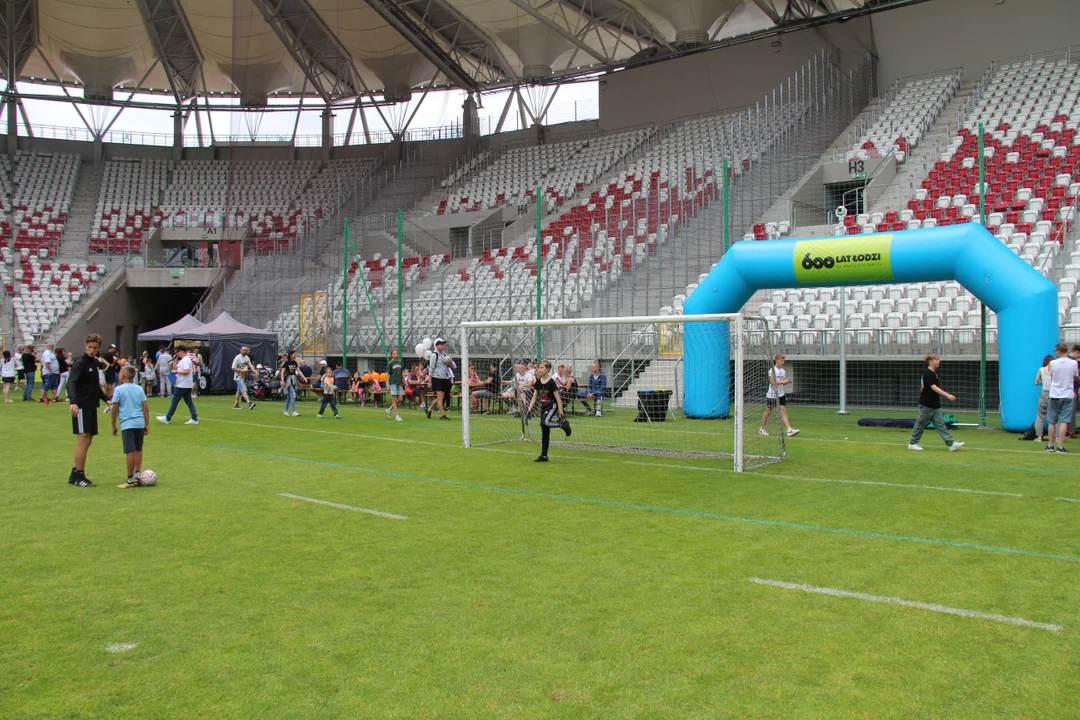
[683,224,1058,432]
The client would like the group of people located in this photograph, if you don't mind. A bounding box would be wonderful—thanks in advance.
[1,342,147,407]
[1032,343,1080,453]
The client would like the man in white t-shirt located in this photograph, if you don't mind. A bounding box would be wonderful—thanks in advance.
[38,343,59,403]
[156,345,199,425]
[232,346,256,410]
[759,353,799,437]
[1045,343,1078,453]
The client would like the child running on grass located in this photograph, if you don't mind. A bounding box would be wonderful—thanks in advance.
[112,365,150,488]
[760,353,799,438]
[526,360,571,463]
[316,364,341,419]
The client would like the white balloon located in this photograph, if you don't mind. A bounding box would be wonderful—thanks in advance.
[423,349,432,360]
[422,337,433,350]
[414,342,425,357]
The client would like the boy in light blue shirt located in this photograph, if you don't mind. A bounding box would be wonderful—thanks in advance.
[111,366,150,488]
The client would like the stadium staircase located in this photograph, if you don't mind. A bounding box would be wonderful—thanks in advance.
[60,162,102,262]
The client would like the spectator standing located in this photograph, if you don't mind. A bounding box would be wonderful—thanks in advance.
[1068,345,1080,438]
[140,351,154,396]
[112,365,150,488]
[1033,354,1053,442]
[156,345,199,425]
[907,353,965,452]
[67,334,110,487]
[39,343,59,404]
[191,348,203,397]
[56,349,72,400]
[1045,343,1079,453]
[156,347,173,397]
[1,350,15,402]
[231,346,256,410]
[20,344,38,401]
[426,338,456,421]
[13,346,24,391]
[280,350,304,416]
[101,344,119,398]
[386,349,404,422]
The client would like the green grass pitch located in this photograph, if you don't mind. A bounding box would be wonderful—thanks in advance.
[3,394,1080,718]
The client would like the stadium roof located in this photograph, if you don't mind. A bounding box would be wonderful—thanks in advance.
[4,0,924,104]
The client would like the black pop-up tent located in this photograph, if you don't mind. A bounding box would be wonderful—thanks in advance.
[184,312,278,392]
[137,314,207,342]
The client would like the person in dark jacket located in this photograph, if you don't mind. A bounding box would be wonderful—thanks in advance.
[67,333,110,487]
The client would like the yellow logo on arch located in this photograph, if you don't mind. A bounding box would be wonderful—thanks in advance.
[793,234,894,284]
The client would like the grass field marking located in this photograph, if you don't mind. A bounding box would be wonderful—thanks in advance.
[748,578,1064,632]
[105,643,138,653]
[211,445,1080,564]
[796,449,1080,477]
[279,493,407,519]
[1055,497,1080,504]
[206,418,1024,499]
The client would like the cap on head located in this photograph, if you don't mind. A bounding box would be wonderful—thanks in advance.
[435,338,446,346]
[319,360,327,365]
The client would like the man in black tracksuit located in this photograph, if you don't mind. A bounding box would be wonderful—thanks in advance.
[67,333,109,487]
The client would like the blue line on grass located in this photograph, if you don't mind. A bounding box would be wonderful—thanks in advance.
[211,445,1080,564]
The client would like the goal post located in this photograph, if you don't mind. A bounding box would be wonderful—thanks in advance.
[459,313,785,472]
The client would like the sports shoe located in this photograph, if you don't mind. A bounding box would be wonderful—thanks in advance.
[156,415,170,424]
[426,407,433,419]
[534,455,548,463]
[562,419,572,437]
[758,427,769,436]
[232,404,241,410]
[1058,446,1069,454]
[786,428,800,437]
[248,402,256,410]
[74,477,96,487]
[907,443,923,451]
[440,415,451,421]
[334,415,341,420]
[316,413,324,419]
[184,419,199,425]
[395,415,402,422]
[1046,444,1057,453]
[595,410,602,417]
[948,441,965,452]
[386,407,392,419]
[283,411,290,416]
[291,412,300,417]
[117,479,140,489]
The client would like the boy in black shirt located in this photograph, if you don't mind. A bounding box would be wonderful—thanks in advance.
[21,344,37,401]
[526,360,572,462]
[67,334,110,486]
[908,353,964,452]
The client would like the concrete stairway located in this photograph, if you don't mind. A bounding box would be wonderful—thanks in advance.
[59,161,102,263]
[614,357,683,409]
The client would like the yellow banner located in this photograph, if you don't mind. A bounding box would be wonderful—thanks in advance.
[793,234,894,285]
[299,293,328,355]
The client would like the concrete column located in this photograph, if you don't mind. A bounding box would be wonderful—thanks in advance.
[92,136,103,164]
[172,111,184,161]
[321,108,334,162]
[6,97,17,156]
[462,95,480,152]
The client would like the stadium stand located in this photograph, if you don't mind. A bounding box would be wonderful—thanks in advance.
[3,151,80,258]
[844,72,961,165]
[2,245,107,346]
[90,158,170,254]
[434,129,652,215]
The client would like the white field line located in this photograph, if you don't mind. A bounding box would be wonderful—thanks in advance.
[209,418,1024,498]
[105,643,137,653]
[1055,497,1080,503]
[749,578,1063,632]
[279,493,407,519]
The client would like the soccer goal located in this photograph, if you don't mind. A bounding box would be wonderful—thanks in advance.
[459,313,785,472]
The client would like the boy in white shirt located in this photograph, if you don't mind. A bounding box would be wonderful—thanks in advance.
[1045,343,1078,453]
[156,345,199,425]
[759,353,799,437]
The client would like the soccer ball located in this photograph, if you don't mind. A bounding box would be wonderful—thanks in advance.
[137,470,158,486]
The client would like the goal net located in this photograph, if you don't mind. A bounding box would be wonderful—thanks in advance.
[459,314,785,472]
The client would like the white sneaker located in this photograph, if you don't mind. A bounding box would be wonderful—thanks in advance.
[907,443,923,451]
[758,427,769,436]
[184,419,199,425]
[291,412,300,417]
[395,415,402,422]
[283,411,289,416]
[595,410,602,417]
[155,415,169,424]
[948,441,965,452]
[786,428,800,437]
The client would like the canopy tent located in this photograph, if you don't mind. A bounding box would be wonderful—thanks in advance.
[183,312,279,392]
[137,315,207,342]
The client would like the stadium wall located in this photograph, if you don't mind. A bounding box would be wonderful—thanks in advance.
[873,0,1080,87]
[597,16,874,131]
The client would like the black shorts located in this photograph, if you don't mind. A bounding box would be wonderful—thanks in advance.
[72,406,99,436]
[2,377,12,384]
[121,428,145,454]
[766,396,787,408]
[432,377,452,394]
[105,370,119,385]
[16,370,24,381]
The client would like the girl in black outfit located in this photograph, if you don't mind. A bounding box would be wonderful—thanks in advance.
[526,360,571,462]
